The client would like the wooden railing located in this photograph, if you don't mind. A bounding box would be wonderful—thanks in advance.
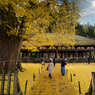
[0,70,22,95]
[86,72,95,95]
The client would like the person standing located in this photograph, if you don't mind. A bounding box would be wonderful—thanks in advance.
[41,58,45,66]
[61,59,67,75]
[53,57,56,67]
[48,60,53,79]
[50,57,53,62]
[87,55,91,64]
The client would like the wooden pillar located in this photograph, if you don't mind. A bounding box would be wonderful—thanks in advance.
[37,47,40,58]
[75,46,78,58]
[25,51,28,57]
[89,51,91,56]
[28,51,29,58]
[73,52,76,58]
[82,52,83,58]
[94,46,95,57]
[24,51,26,57]
[64,46,68,58]
[26,51,29,61]
[22,51,24,57]
[64,52,66,58]
[62,52,64,58]
[61,46,64,58]
[54,51,56,58]
[30,51,32,57]
[43,52,45,58]
[37,52,39,58]
[74,52,76,58]
[41,52,43,57]
[92,72,95,95]
[46,46,49,58]
[66,51,68,58]
[79,52,81,58]
[55,47,58,58]
[73,52,75,58]
[61,52,63,58]
[85,47,87,58]
[30,52,32,57]
[85,51,87,58]
[75,51,78,58]
[46,49,48,58]
[47,52,50,58]
[42,52,45,59]
[55,51,58,58]
[46,51,49,58]
[46,52,48,58]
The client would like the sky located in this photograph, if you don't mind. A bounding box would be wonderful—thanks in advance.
[79,0,95,26]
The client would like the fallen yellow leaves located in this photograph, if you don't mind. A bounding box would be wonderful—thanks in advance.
[29,63,76,95]
[1,62,95,95]
[0,63,42,94]
[66,63,95,95]
[18,63,42,94]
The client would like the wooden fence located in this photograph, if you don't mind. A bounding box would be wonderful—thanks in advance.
[0,70,22,95]
[86,72,95,95]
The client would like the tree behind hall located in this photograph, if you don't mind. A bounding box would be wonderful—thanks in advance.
[76,23,95,38]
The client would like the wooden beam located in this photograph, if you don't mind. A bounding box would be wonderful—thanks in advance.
[7,71,11,95]
[92,72,95,95]
[13,70,18,95]
[1,70,5,95]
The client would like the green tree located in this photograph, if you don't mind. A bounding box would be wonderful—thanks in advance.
[75,23,87,36]
[88,25,94,37]
[76,23,95,38]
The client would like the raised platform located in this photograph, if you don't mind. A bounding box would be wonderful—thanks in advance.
[20,57,95,63]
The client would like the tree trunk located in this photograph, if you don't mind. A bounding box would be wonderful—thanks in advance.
[0,26,24,73]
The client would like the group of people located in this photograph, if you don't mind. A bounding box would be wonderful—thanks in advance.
[41,57,67,79]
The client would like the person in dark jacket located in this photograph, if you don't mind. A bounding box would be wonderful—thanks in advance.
[53,57,56,67]
[61,59,67,75]
[87,55,91,64]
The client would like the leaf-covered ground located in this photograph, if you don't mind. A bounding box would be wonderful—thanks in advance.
[29,64,76,95]
[1,62,95,95]
[66,63,95,95]
[18,63,42,94]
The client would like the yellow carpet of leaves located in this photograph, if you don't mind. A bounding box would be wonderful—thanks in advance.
[29,64,76,95]
[0,63,42,95]
[66,63,95,95]
[1,62,95,95]
[18,63,42,94]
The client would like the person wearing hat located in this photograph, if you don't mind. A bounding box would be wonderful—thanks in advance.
[50,57,53,62]
[41,58,45,66]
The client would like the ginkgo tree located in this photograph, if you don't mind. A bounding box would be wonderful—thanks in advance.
[22,0,80,52]
[0,0,83,72]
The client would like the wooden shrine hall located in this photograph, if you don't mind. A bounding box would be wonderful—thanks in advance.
[20,35,95,62]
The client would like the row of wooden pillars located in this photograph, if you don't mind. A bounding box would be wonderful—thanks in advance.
[20,50,94,59]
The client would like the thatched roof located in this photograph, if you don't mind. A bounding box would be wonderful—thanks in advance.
[75,35,95,46]
[22,34,95,51]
